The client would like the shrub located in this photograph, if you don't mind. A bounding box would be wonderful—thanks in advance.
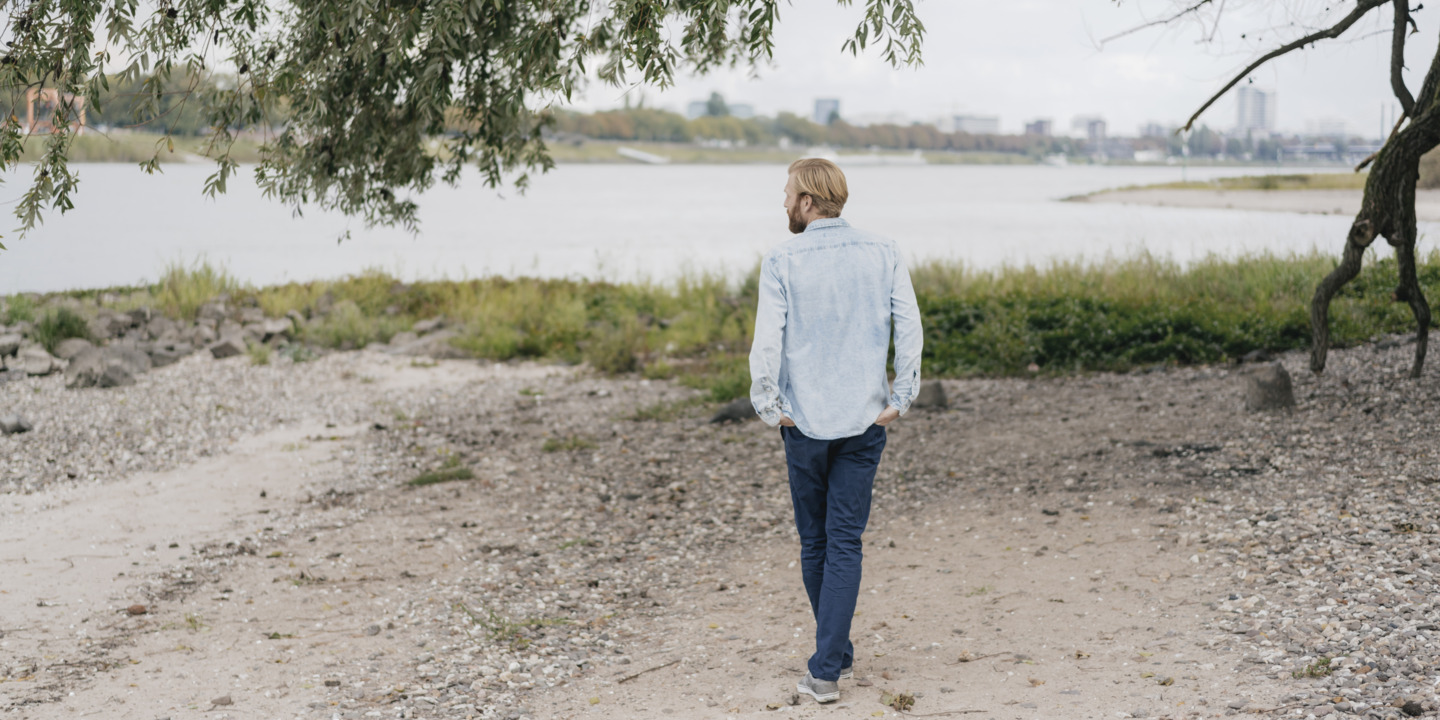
[1,294,36,324]
[154,259,243,320]
[32,307,90,353]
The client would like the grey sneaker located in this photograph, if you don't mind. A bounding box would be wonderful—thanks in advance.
[796,671,840,703]
[839,664,853,680]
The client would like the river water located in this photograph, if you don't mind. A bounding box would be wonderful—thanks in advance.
[0,162,1411,293]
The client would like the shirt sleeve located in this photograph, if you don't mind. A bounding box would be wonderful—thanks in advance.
[888,252,924,414]
[749,257,791,427]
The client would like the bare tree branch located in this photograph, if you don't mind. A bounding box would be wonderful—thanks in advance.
[1099,0,1213,46]
[1182,0,1389,131]
[1392,0,1416,115]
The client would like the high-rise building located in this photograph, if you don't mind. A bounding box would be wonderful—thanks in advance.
[954,115,1000,135]
[685,101,709,120]
[813,98,841,125]
[1071,115,1107,142]
[729,103,755,120]
[1140,122,1172,138]
[1236,87,1275,132]
[1024,119,1053,137]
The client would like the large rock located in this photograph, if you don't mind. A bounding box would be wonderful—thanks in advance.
[709,397,756,424]
[259,318,294,342]
[54,337,95,360]
[87,312,131,341]
[239,307,265,324]
[412,317,445,334]
[910,380,948,410]
[146,316,177,340]
[148,342,193,368]
[189,324,218,346]
[387,328,470,359]
[1244,363,1295,412]
[20,347,61,376]
[0,414,32,434]
[0,333,21,357]
[66,346,152,388]
[209,336,246,359]
[197,301,229,322]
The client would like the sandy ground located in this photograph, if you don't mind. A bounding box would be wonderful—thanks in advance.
[1072,187,1440,221]
[5,341,1438,719]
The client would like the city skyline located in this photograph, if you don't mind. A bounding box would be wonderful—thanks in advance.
[564,1,1419,139]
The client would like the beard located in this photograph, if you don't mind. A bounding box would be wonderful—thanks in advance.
[787,203,808,234]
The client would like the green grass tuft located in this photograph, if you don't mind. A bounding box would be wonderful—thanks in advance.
[541,435,598,452]
[32,307,90,353]
[408,457,475,486]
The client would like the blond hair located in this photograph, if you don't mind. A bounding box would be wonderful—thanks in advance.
[788,158,848,217]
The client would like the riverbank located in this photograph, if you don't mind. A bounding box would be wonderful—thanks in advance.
[1070,172,1440,221]
[2,251,1437,412]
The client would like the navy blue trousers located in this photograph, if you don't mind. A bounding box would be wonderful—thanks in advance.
[781,422,887,682]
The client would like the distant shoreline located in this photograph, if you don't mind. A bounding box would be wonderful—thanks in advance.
[1072,172,1440,221]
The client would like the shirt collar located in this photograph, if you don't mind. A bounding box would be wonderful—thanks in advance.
[803,217,849,233]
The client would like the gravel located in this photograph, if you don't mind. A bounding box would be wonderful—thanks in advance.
[3,335,1438,719]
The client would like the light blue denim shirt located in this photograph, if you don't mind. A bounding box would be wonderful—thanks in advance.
[748,217,924,441]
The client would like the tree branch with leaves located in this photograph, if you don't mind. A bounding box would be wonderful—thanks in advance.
[0,0,925,247]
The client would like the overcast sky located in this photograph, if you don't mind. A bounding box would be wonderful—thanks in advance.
[567,0,1425,138]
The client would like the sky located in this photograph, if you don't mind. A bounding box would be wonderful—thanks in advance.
[566,0,1426,138]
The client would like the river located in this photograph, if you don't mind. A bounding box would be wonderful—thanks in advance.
[0,162,1408,293]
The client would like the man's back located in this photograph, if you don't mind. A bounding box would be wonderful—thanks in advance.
[749,217,923,440]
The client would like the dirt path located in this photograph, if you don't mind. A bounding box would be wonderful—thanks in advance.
[6,342,1437,719]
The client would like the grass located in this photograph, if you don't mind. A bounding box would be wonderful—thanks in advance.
[454,602,572,650]
[542,435,598,452]
[31,307,90,353]
[408,457,475,487]
[629,396,709,422]
[8,248,1440,389]
[1,294,36,324]
[1293,657,1333,678]
[247,342,271,366]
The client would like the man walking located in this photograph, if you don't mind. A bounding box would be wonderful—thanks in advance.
[749,158,924,703]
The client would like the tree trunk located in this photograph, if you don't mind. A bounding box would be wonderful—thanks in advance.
[1311,106,1440,378]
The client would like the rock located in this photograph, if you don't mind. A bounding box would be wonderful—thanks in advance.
[1240,349,1273,364]
[125,307,152,325]
[210,695,233,707]
[146,316,177,340]
[239,307,265,324]
[126,604,147,615]
[66,347,153,389]
[0,333,21,356]
[709,397,755,424]
[365,624,382,636]
[218,320,243,340]
[1243,363,1295,412]
[241,323,266,342]
[387,328,470,359]
[413,317,445,334]
[189,324,218,346]
[197,301,229,322]
[911,380,948,410]
[148,342,193,368]
[53,337,95,360]
[21,348,61,376]
[387,331,419,348]
[259,318,293,342]
[1401,700,1424,717]
[209,336,246,359]
[0,414,33,434]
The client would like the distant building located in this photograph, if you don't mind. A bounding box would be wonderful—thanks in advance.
[685,101,709,120]
[1072,115,1107,142]
[851,112,911,127]
[814,98,841,125]
[729,103,755,120]
[1024,119,1053,137]
[1236,87,1275,133]
[1140,122,1173,138]
[954,115,1000,135]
